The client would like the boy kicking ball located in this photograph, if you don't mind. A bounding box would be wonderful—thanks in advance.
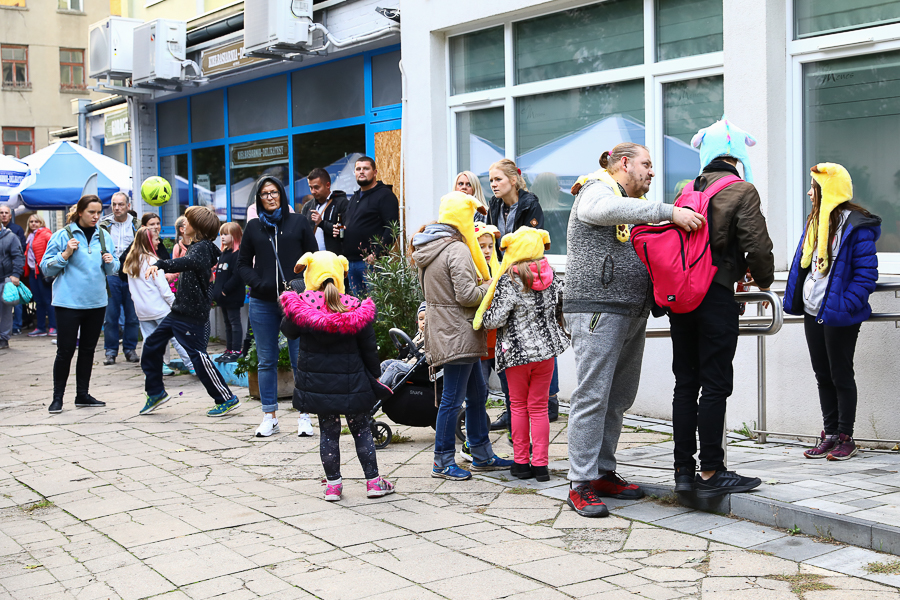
[139,206,240,417]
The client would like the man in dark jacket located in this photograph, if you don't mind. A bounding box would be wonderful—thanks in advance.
[0,221,25,350]
[670,120,775,500]
[300,168,348,255]
[238,176,318,439]
[334,156,399,296]
[0,205,25,336]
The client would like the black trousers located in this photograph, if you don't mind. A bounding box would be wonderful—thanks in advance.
[670,283,740,472]
[319,413,379,481]
[803,313,861,437]
[53,306,106,401]
[221,306,243,352]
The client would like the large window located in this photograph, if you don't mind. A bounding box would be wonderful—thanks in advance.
[59,49,85,90]
[230,137,289,227]
[795,0,900,39]
[159,154,187,228]
[1,45,28,88]
[803,51,900,253]
[2,127,33,158]
[193,147,227,221]
[292,125,366,209]
[449,1,723,257]
[663,76,724,203]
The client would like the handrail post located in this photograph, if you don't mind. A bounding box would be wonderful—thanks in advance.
[757,301,767,444]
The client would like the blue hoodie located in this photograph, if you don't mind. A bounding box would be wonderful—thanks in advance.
[40,223,119,310]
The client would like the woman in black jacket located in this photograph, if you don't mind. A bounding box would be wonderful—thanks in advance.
[212,222,245,363]
[237,176,318,438]
[280,251,394,502]
[486,159,544,259]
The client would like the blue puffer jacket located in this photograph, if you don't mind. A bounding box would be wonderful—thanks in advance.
[784,211,881,327]
[40,224,118,310]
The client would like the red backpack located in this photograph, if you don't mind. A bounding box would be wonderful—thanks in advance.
[630,175,740,314]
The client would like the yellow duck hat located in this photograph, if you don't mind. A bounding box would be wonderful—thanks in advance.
[293,251,349,294]
[438,191,491,283]
[473,222,501,277]
[473,226,551,330]
[802,163,853,274]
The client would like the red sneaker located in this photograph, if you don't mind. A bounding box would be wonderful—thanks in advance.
[567,484,609,518]
[590,471,645,499]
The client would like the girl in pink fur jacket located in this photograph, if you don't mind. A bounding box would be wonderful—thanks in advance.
[280,251,394,502]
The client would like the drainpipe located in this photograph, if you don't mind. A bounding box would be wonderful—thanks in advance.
[70,98,92,147]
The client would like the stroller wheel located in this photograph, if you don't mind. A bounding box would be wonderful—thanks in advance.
[455,406,466,443]
[372,421,392,450]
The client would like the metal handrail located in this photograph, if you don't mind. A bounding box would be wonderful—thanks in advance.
[645,290,783,338]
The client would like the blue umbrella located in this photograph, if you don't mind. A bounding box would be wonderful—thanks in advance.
[17,141,131,210]
[0,154,37,202]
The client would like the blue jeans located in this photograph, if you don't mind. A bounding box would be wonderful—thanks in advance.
[29,273,55,331]
[13,303,21,330]
[348,260,370,297]
[104,275,139,354]
[249,297,298,413]
[434,361,494,468]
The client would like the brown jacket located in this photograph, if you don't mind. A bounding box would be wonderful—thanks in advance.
[696,165,775,290]
[412,236,489,368]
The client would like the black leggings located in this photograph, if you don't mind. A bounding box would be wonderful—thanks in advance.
[319,413,379,481]
[53,307,106,400]
[804,313,861,436]
[221,306,243,352]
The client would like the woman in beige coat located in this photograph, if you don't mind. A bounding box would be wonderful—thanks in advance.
[411,192,514,481]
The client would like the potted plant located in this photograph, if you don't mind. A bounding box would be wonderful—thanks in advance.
[234,336,294,399]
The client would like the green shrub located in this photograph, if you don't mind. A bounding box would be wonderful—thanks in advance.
[234,335,293,375]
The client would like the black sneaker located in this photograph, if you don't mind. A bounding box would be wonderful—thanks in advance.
[490,412,510,431]
[674,467,695,492]
[124,350,140,363]
[103,354,116,366]
[567,483,609,518]
[695,470,761,499]
[74,395,106,408]
[49,398,63,414]
[533,465,550,482]
[0,339,8,350]
[510,462,533,479]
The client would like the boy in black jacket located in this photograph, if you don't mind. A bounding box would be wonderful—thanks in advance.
[139,206,240,417]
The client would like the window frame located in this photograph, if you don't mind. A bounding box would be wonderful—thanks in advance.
[786,4,900,274]
[2,127,34,158]
[1,44,29,88]
[446,0,725,264]
[59,48,85,90]
[58,0,83,12]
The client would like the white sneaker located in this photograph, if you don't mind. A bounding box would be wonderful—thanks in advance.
[298,414,314,437]
[255,415,280,438]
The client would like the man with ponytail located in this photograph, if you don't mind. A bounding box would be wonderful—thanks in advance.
[564,143,703,518]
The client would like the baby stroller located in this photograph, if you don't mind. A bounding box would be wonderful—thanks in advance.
[370,328,470,449]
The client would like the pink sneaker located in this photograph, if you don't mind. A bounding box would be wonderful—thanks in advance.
[366,476,395,498]
[324,482,342,502]
[804,431,838,459]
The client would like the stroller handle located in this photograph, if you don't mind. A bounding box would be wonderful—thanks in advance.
[389,327,416,358]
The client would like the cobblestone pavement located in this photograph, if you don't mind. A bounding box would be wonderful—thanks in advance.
[1,335,900,599]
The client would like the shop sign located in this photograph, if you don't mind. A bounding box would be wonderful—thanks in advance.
[201,39,266,76]
[230,138,289,168]
[104,107,130,145]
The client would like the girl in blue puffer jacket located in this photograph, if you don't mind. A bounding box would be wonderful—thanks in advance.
[783,163,881,462]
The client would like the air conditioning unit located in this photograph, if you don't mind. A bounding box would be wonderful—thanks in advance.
[244,0,314,54]
[133,19,187,85]
[89,16,142,79]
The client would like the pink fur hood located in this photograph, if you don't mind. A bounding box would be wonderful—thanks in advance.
[280,290,376,335]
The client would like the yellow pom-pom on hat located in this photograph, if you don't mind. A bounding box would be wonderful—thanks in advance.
[293,251,349,294]
[801,162,853,274]
[438,191,491,283]
[473,227,551,330]
[473,222,501,277]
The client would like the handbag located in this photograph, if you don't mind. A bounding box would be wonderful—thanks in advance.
[2,279,30,306]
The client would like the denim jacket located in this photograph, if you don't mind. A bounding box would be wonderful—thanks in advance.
[40,224,118,310]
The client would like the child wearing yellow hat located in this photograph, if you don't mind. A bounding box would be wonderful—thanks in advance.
[478,227,570,481]
[783,163,881,461]
[280,250,395,501]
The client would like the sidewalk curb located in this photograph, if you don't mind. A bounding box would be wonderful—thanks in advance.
[638,481,900,556]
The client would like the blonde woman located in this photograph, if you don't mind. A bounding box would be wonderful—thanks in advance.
[454,171,489,222]
[486,159,543,256]
[24,214,56,336]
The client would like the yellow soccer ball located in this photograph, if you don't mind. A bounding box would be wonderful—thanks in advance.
[141,176,172,207]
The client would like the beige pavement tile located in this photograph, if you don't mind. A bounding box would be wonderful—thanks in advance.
[144,542,256,587]
[510,554,625,587]
[102,563,176,600]
[89,507,200,548]
[161,498,268,532]
[554,510,631,530]
[287,564,413,600]
[463,539,569,566]
[367,586,448,600]
[628,582,688,600]
[706,550,799,577]
[362,543,492,583]
[311,519,411,548]
[423,567,544,600]
[639,551,706,568]
[629,567,705,583]
[623,528,708,551]
[557,579,618,597]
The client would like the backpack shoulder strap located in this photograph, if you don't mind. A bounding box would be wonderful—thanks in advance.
[702,174,741,198]
[64,225,74,240]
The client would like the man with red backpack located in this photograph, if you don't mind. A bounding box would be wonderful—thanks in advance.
[669,119,774,498]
